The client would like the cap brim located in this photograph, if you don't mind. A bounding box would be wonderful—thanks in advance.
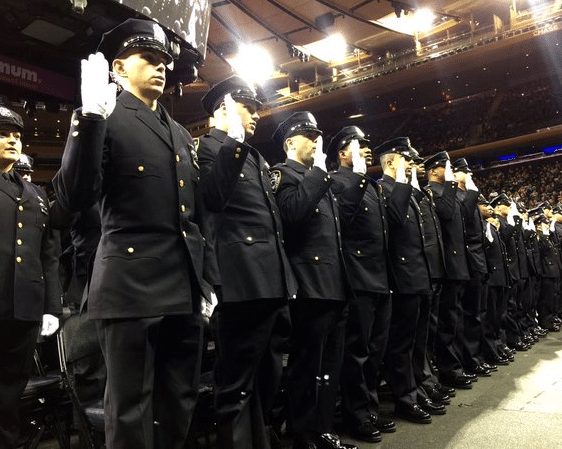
[116,41,173,64]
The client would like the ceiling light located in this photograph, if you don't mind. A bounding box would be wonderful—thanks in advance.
[227,43,274,85]
[303,33,347,64]
[412,8,435,33]
[347,113,365,119]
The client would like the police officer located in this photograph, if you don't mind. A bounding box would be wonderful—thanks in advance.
[424,151,475,389]
[376,138,436,424]
[271,112,356,449]
[198,76,296,449]
[13,153,33,182]
[327,126,395,442]
[0,107,61,448]
[53,19,206,449]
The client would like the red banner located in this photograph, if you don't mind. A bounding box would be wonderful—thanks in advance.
[0,55,76,101]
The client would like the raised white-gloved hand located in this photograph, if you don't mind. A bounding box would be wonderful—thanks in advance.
[313,135,327,171]
[81,53,117,119]
[444,160,455,182]
[224,93,245,143]
[485,222,494,243]
[507,202,516,226]
[541,222,550,235]
[395,157,407,184]
[41,314,59,337]
[528,217,536,232]
[351,139,367,174]
[550,219,556,233]
[465,172,478,192]
[410,166,420,190]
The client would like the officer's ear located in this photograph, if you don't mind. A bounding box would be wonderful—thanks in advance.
[112,59,127,78]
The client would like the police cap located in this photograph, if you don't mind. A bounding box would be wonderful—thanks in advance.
[326,126,369,163]
[272,111,322,146]
[423,151,450,171]
[201,75,263,116]
[97,18,174,64]
[489,193,511,208]
[0,106,24,132]
[13,154,33,173]
[373,137,414,159]
[538,201,552,210]
[452,158,471,173]
[477,194,489,205]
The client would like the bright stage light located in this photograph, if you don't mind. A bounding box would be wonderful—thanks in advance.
[413,8,436,33]
[304,33,348,63]
[227,43,274,85]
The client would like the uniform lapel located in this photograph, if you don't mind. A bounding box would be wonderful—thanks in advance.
[119,91,173,150]
[0,177,20,202]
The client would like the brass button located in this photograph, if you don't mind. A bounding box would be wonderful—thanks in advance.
[365,207,369,212]
[314,256,320,261]
[138,166,144,172]
[181,205,186,213]
[16,239,22,245]
[235,154,240,159]
[246,236,253,242]
[18,205,23,211]
[176,155,180,162]
[182,231,187,238]
[240,173,245,178]
[236,147,242,153]
[72,131,79,137]
[315,208,319,213]
[357,250,361,255]
[16,256,22,263]
[17,222,23,229]
[179,180,185,187]
[127,247,134,254]
[73,119,79,126]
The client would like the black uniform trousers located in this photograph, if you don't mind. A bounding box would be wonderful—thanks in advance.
[96,314,203,449]
[340,292,391,426]
[213,299,291,449]
[287,300,347,438]
[0,321,41,449]
[436,281,466,377]
[481,284,501,361]
[504,281,523,345]
[457,271,486,371]
[384,293,426,409]
[413,291,436,399]
[538,277,558,329]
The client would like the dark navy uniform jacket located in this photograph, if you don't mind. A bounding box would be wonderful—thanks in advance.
[272,160,347,301]
[198,128,296,303]
[0,172,61,321]
[457,188,488,276]
[330,167,389,294]
[379,174,431,295]
[538,231,559,279]
[54,91,205,319]
[496,216,521,284]
[427,180,473,281]
[483,221,509,288]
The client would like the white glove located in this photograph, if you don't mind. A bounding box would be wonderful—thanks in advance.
[550,219,556,233]
[507,205,515,226]
[224,93,245,143]
[444,160,455,182]
[395,157,407,183]
[541,222,550,235]
[465,173,478,192]
[528,217,536,231]
[313,135,327,171]
[350,139,366,174]
[41,314,59,337]
[81,53,117,119]
[410,166,420,190]
[485,222,494,243]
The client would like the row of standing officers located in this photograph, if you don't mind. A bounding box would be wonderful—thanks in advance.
[2,17,561,449]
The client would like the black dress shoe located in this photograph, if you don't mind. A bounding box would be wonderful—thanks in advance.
[481,362,497,372]
[426,387,451,405]
[441,375,472,389]
[461,372,478,382]
[533,327,548,337]
[419,398,447,415]
[492,356,510,365]
[316,433,357,449]
[370,414,396,433]
[348,422,382,443]
[395,404,432,424]
[466,365,491,377]
[513,341,529,351]
[435,383,456,397]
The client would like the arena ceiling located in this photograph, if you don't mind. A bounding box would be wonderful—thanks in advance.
[0,0,560,180]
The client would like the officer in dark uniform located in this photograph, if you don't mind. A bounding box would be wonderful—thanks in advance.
[424,151,476,389]
[0,107,61,448]
[13,153,33,182]
[270,112,356,449]
[490,194,523,356]
[197,76,296,449]
[477,196,511,366]
[53,19,205,449]
[376,138,436,424]
[541,202,562,327]
[451,158,492,377]
[326,126,395,443]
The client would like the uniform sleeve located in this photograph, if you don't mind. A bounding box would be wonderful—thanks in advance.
[461,189,479,219]
[331,172,369,227]
[53,111,107,212]
[274,166,332,227]
[41,204,63,316]
[380,180,411,226]
[432,181,457,221]
[198,135,251,212]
